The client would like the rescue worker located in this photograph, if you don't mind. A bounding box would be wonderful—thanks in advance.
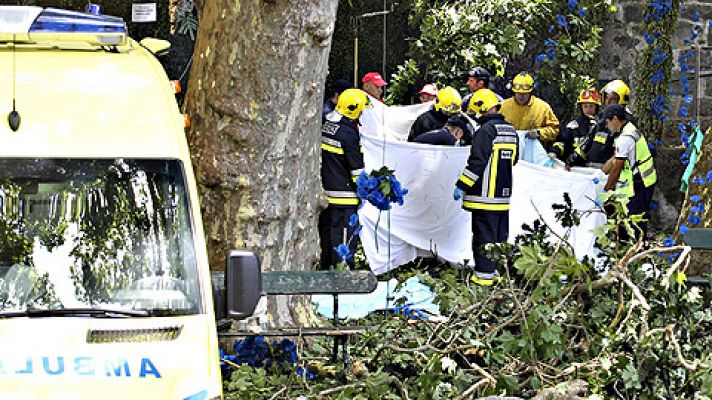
[319,89,371,269]
[322,79,353,123]
[454,89,519,286]
[361,72,387,101]
[602,104,657,240]
[413,115,469,146]
[408,86,462,142]
[565,80,635,169]
[418,83,438,103]
[549,88,601,162]
[500,72,559,146]
[462,67,499,111]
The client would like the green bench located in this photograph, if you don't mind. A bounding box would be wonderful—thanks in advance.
[212,258,378,368]
[682,228,712,288]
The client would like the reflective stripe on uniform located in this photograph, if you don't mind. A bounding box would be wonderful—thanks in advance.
[463,195,510,211]
[462,201,510,211]
[488,142,517,197]
[459,169,478,187]
[321,143,344,154]
[594,134,607,144]
[328,197,359,205]
[463,195,510,204]
[351,168,364,182]
[325,190,360,205]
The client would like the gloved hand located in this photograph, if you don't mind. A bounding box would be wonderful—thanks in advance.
[453,188,464,201]
[526,129,540,140]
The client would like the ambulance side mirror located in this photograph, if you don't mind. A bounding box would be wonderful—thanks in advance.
[140,37,171,56]
[224,250,262,319]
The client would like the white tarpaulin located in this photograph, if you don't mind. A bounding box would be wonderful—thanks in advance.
[358,104,607,275]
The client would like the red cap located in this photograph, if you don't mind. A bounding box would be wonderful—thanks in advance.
[362,72,387,86]
[418,83,439,96]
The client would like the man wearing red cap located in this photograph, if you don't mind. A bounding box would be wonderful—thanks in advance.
[418,84,438,103]
[362,72,387,101]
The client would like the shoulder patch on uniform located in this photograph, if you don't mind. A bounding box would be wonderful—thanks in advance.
[566,120,579,129]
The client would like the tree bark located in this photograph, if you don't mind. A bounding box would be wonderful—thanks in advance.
[183,0,338,327]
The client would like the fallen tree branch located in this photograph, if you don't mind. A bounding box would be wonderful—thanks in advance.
[644,325,710,370]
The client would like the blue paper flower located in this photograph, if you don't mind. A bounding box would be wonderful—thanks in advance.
[578,7,587,16]
[662,237,674,247]
[546,47,557,61]
[592,177,600,184]
[652,49,667,65]
[348,213,359,228]
[353,225,363,236]
[296,366,314,380]
[706,170,712,183]
[567,0,578,10]
[683,95,693,105]
[535,54,547,64]
[556,14,568,28]
[334,243,352,261]
[689,215,702,225]
[679,224,689,235]
[690,195,701,202]
[548,24,556,33]
[650,70,665,84]
[691,11,701,22]
[644,31,655,45]
[690,205,700,213]
[693,175,705,185]
[544,39,558,47]
[649,200,658,211]
[679,107,689,117]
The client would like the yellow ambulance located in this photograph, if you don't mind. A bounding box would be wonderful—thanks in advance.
[0,6,258,399]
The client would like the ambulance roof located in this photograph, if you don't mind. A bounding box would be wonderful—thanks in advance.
[0,6,186,160]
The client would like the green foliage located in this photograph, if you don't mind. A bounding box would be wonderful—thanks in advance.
[388,0,534,101]
[633,0,682,141]
[222,193,711,398]
[385,0,615,114]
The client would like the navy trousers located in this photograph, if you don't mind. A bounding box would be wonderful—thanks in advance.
[318,206,358,269]
[471,210,509,276]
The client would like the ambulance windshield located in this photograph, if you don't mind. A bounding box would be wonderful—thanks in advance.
[0,158,200,316]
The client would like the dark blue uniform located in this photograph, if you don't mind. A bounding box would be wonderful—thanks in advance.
[413,128,457,146]
[319,114,364,269]
[456,114,518,280]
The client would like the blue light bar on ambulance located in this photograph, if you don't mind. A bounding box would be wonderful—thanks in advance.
[30,8,125,34]
[0,6,127,46]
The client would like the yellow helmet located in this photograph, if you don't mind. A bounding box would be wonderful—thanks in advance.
[467,89,501,117]
[602,80,631,105]
[336,88,372,120]
[512,72,534,93]
[576,88,602,105]
[433,86,462,115]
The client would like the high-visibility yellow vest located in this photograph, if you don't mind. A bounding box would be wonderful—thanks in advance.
[616,124,657,197]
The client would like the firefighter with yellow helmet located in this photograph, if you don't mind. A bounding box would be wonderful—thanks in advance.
[602,104,656,240]
[550,88,601,162]
[319,88,371,269]
[408,86,462,142]
[454,89,519,286]
[500,72,560,145]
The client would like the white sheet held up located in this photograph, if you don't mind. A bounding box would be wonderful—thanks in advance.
[357,103,606,275]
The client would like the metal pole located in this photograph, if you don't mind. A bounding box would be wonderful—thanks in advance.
[382,0,387,97]
[695,45,701,121]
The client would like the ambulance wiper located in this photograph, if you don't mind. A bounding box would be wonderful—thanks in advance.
[0,307,150,318]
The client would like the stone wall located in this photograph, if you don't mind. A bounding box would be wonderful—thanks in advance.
[600,0,711,131]
[600,1,712,228]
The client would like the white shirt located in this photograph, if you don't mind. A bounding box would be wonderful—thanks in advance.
[614,124,637,168]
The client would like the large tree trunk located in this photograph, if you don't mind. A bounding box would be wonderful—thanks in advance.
[183,0,338,327]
